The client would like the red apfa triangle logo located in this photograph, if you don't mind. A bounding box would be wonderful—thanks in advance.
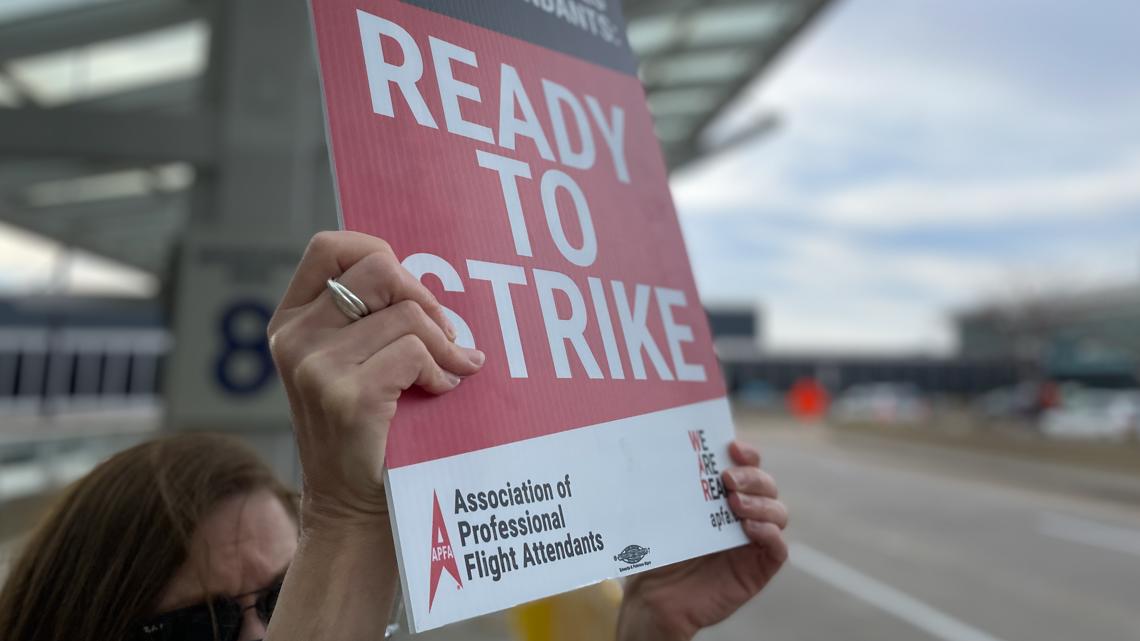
[428,490,462,610]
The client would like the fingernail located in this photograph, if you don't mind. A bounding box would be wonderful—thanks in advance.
[445,372,461,388]
[724,471,740,488]
[466,348,485,367]
[443,317,458,342]
[737,493,755,508]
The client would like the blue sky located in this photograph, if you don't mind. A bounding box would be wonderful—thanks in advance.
[671,0,1140,354]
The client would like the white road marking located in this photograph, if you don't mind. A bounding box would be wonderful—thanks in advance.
[1038,512,1140,559]
[790,542,1008,641]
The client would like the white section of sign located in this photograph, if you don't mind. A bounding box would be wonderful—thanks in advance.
[385,397,746,633]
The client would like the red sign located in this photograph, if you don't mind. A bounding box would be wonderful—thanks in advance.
[310,0,743,632]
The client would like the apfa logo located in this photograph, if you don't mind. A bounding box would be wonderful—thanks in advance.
[428,490,462,610]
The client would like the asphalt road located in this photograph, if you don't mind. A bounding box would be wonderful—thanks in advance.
[5,418,1138,641]
[702,420,1140,641]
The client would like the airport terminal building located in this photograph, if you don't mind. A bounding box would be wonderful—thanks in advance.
[955,284,1140,388]
[710,282,1140,397]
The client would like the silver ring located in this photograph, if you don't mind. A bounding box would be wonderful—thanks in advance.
[326,278,370,322]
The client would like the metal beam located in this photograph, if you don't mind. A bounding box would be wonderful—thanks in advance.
[0,0,204,62]
[58,78,201,114]
[638,36,780,65]
[0,65,39,107]
[0,108,214,164]
[672,112,780,172]
[624,0,769,21]
[643,78,738,97]
[0,160,113,192]
[624,0,695,21]
[672,0,832,171]
[0,194,187,273]
[1,192,185,223]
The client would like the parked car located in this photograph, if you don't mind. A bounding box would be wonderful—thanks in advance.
[1039,389,1140,441]
[832,383,930,425]
[973,381,1060,422]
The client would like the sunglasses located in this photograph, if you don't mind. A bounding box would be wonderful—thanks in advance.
[133,579,282,641]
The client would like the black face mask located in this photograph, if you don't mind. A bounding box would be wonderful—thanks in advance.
[132,580,281,641]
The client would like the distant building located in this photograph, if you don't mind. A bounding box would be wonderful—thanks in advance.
[719,351,1019,397]
[705,305,1018,396]
[955,283,1140,388]
[706,305,762,343]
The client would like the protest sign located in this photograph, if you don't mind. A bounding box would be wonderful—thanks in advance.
[308,0,747,632]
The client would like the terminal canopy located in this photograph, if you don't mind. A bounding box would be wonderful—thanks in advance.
[0,0,830,281]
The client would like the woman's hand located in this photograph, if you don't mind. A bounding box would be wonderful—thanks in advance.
[268,232,483,641]
[267,231,485,531]
[616,440,789,641]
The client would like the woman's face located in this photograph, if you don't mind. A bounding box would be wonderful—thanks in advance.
[157,489,298,641]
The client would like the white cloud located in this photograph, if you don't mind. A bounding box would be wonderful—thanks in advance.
[674,0,1140,228]
[685,215,1138,354]
[818,155,1140,228]
[671,0,1140,352]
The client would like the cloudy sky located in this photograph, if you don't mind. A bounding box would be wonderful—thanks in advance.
[1,0,1137,352]
[672,0,1140,354]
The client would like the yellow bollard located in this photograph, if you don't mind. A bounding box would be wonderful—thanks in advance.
[509,581,623,641]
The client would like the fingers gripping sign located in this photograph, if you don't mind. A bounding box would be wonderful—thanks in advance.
[268,231,485,524]
[618,440,789,641]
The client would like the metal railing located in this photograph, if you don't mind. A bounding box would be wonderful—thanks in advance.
[0,327,169,416]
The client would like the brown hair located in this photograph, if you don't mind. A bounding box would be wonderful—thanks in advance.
[0,433,297,641]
